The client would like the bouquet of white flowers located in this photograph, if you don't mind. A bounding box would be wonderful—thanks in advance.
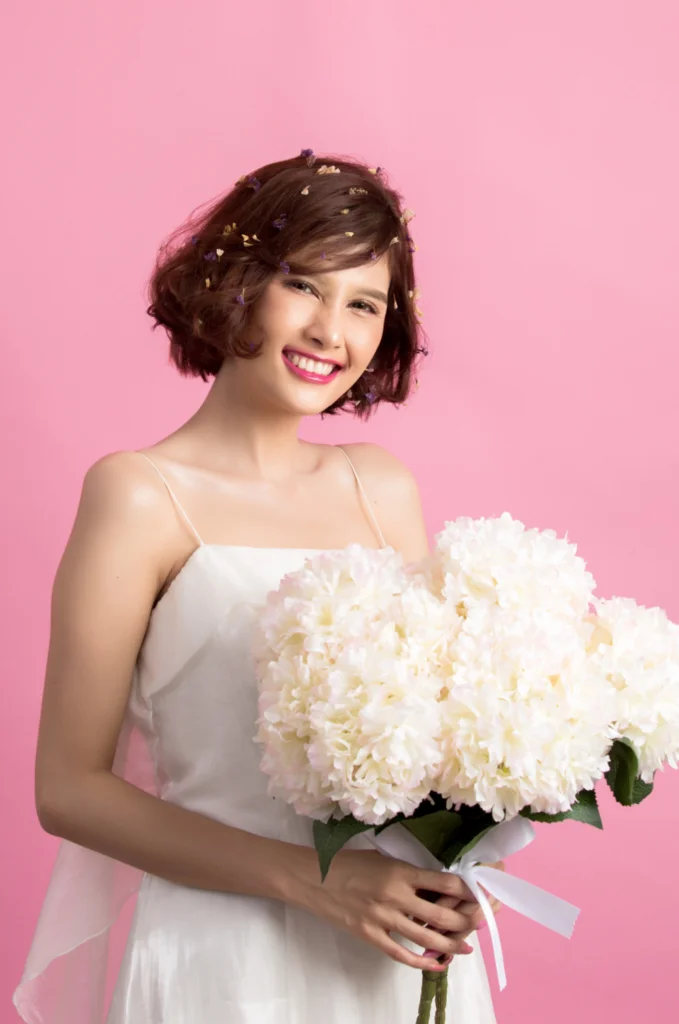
[253,513,679,1023]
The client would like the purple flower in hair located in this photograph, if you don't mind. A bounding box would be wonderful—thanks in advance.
[366,388,377,404]
[191,235,200,246]
[272,214,288,231]
[300,148,314,159]
[370,249,377,260]
[204,251,217,261]
[236,293,246,306]
[246,174,261,191]
[279,260,290,274]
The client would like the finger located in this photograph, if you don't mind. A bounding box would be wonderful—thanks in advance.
[371,930,469,971]
[410,894,460,927]
[407,894,474,936]
[456,897,502,917]
[412,868,475,903]
[391,914,476,958]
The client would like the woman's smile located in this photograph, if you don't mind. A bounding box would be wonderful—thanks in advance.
[282,347,344,385]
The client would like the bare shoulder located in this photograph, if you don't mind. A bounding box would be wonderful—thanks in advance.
[337,442,419,492]
[80,449,168,516]
[338,443,429,561]
[61,449,183,598]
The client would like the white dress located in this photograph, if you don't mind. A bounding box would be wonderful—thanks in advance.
[13,447,497,1024]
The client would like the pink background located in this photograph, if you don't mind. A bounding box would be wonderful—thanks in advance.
[3,2,678,1021]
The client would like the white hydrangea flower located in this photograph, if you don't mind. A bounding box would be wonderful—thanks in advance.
[435,604,617,821]
[433,512,596,622]
[254,545,446,825]
[588,596,679,781]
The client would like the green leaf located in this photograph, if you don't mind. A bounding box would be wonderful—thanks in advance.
[606,739,641,806]
[401,810,463,861]
[521,788,603,829]
[312,816,375,881]
[437,805,497,867]
[631,777,654,804]
[451,824,497,864]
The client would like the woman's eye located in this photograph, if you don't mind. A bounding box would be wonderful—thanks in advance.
[288,280,313,294]
[287,281,377,315]
[352,301,378,315]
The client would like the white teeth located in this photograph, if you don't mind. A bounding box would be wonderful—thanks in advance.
[286,352,338,376]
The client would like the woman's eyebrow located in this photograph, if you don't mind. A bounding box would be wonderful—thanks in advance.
[360,288,388,304]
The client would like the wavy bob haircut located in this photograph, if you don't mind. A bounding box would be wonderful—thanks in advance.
[146,150,428,418]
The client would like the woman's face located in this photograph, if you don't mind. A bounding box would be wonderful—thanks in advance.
[232,253,391,416]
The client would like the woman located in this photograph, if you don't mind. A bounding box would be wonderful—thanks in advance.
[14,150,499,1023]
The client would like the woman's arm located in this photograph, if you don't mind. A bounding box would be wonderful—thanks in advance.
[35,451,306,901]
[34,451,481,970]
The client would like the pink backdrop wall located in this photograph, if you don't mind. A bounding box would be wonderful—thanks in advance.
[3,2,678,1021]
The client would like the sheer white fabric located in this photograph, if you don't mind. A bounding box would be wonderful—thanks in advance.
[13,545,497,1023]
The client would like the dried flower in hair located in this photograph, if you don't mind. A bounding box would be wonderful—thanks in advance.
[300,148,316,166]
[223,222,238,236]
[279,260,290,273]
[246,174,261,191]
[369,249,377,260]
[272,214,288,231]
[367,167,382,175]
[301,186,310,195]
[191,235,200,246]
[204,251,218,262]
[340,208,350,214]
[406,233,417,253]
[366,387,377,404]
[348,187,368,195]
[345,231,354,237]
[316,164,341,175]
[205,277,211,289]
[417,344,430,357]
[400,208,416,224]
[389,236,400,246]
[236,290,246,305]
[215,248,224,259]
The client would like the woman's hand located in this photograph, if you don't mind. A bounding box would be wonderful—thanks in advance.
[422,860,505,966]
[300,848,484,971]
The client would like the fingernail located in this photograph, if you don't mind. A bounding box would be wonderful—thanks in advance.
[462,942,474,954]
[476,920,488,931]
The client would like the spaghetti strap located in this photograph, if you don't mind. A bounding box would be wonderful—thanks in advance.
[136,452,204,547]
[335,445,388,549]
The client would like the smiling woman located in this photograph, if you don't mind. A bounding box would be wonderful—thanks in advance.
[146,150,428,418]
[12,149,497,1024]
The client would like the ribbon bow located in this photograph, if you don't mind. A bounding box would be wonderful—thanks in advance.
[369,816,579,990]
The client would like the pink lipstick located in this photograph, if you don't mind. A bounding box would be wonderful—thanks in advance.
[282,349,343,385]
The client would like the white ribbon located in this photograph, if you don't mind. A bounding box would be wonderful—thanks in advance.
[369,816,579,990]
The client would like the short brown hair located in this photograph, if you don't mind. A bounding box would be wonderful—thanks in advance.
[146,150,429,418]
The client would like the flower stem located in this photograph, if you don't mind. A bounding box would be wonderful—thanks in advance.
[416,970,439,1024]
[435,966,449,1023]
